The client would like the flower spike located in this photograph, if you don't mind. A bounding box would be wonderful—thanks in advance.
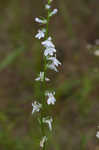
[33,0,61,149]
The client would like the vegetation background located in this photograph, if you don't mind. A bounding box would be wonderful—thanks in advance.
[0,0,99,149]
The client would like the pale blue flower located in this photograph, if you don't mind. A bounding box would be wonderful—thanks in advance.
[40,136,47,148]
[47,56,61,72]
[45,91,56,105]
[35,72,50,82]
[35,17,47,24]
[43,117,53,131]
[32,101,42,114]
[45,4,51,10]
[42,37,55,48]
[35,29,46,39]
[49,9,58,17]
[47,56,61,66]
[44,47,56,56]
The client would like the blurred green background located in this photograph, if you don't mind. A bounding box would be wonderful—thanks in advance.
[0,0,99,149]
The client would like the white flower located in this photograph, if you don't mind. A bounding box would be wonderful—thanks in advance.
[47,63,58,72]
[96,131,99,138]
[44,47,56,56]
[47,56,61,72]
[35,17,47,24]
[35,29,46,39]
[40,136,47,148]
[94,50,99,56]
[47,56,61,66]
[45,4,51,10]
[45,91,56,105]
[35,72,50,82]
[49,9,58,17]
[43,117,53,131]
[42,37,55,48]
[32,101,42,114]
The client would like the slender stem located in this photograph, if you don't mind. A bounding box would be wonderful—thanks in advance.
[40,7,50,150]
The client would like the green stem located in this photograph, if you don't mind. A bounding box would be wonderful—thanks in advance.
[40,6,50,150]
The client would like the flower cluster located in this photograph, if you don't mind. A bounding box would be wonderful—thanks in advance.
[32,0,61,149]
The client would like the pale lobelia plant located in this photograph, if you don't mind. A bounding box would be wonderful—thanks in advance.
[32,0,61,149]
